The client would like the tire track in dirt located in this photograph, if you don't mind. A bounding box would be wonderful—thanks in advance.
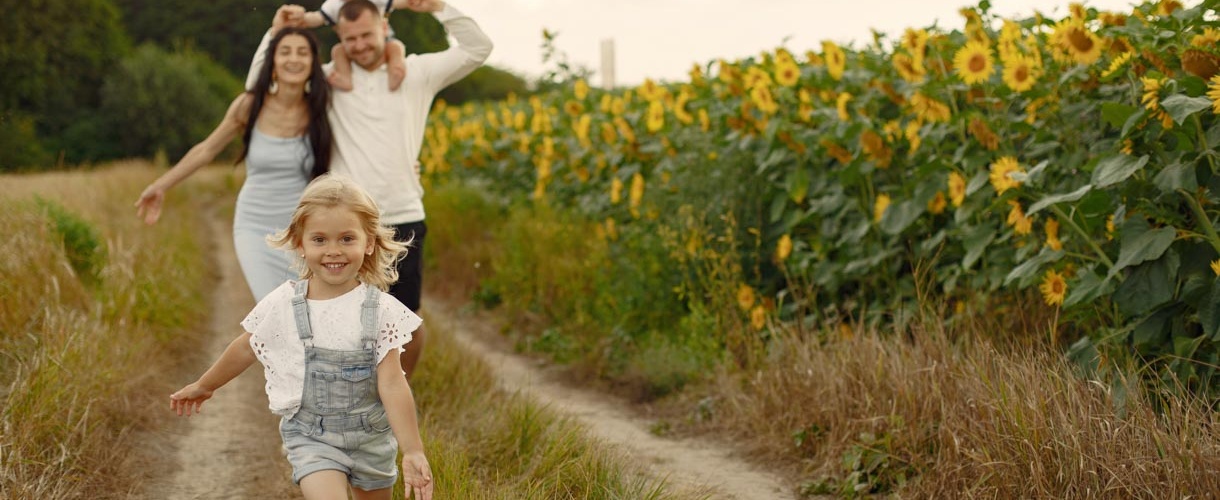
[140,203,296,499]
[423,298,797,500]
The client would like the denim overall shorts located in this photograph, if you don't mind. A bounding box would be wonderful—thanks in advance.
[278,281,398,490]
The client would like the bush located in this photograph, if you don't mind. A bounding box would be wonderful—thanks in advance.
[98,44,242,161]
[0,112,51,171]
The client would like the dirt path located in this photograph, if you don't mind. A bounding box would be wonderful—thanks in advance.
[423,298,797,500]
[141,207,296,499]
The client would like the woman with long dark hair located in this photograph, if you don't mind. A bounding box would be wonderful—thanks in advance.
[135,26,332,301]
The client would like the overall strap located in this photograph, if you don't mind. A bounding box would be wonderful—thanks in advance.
[290,280,315,348]
[359,284,380,350]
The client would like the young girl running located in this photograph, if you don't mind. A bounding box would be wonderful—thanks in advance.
[170,174,433,500]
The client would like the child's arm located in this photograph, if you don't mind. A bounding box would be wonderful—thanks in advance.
[377,351,433,500]
[301,11,326,29]
[170,332,257,417]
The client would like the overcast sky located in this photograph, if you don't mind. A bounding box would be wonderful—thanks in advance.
[449,0,1142,86]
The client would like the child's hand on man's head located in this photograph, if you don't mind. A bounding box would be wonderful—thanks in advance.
[272,4,308,33]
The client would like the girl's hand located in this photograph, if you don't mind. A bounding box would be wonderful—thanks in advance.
[401,451,433,500]
[134,185,166,225]
[170,383,214,417]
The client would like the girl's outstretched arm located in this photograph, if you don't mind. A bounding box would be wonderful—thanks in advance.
[377,352,433,500]
[135,94,251,225]
[170,332,257,417]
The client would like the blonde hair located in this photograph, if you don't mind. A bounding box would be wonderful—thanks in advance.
[268,174,409,291]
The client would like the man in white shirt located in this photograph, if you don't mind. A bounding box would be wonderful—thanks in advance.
[251,0,492,379]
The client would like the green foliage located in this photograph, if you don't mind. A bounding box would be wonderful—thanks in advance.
[0,0,129,167]
[439,65,530,105]
[32,197,106,285]
[0,112,51,171]
[98,44,241,161]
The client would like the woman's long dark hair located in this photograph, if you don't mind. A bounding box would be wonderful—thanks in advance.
[239,27,332,179]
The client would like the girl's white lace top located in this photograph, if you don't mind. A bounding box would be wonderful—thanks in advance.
[241,281,421,417]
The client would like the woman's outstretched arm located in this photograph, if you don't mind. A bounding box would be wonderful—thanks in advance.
[134,93,251,225]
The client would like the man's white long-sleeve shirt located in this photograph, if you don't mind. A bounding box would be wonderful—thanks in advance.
[248,4,492,224]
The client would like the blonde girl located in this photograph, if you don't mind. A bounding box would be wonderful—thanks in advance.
[171,174,433,500]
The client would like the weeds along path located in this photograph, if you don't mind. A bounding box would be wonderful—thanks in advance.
[141,194,296,498]
[423,298,796,500]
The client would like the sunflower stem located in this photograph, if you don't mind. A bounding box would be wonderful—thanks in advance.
[1178,188,1220,255]
[1192,114,1217,172]
[1050,204,1114,270]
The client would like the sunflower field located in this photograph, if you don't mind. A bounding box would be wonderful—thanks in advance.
[424,0,1220,393]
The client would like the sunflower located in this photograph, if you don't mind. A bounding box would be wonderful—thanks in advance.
[775,59,801,87]
[646,100,665,132]
[1193,27,1220,48]
[948,172,966,206]
[1052,19,1102,65]
[575,114,592,147]
[600,122,617,144]
[1105,215,1116,241]
[699,109,710,131]
[750,305,768,331]
[1002,54,1039,92]
[860,130,892,168]
[989,156,1024,194]
[902,28,929,55]
[564,100,584,117]
[823,40,846,81]
[775,234,793,262]
[1209,75,1220,114]
[906,121,923,156]
[874,194,891,223]
[1211,259,1220,277]
[836,92,853,121]
[893,53,926,83]
[629,173,645,218]
[573,79,589,100]
[736,284,756,310]
[1101,51,1134,80]
[821,139,853,164]
[954,41,995,85]
[1157,0,1183,17]
[1045,218,1063,250]
[969,118,1000,151]
[1141,77,1175,128]
[1007,200,1033,235]
[910,93,952,123]
[614,116,636,143]
[1039,269,1068,306]
[928,192,948,215]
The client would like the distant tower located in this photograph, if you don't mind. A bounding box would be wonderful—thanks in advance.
[600,39,616,89]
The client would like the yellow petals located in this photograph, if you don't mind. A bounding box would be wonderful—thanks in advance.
[989,156,1024,195]
[1040,269,1068,306]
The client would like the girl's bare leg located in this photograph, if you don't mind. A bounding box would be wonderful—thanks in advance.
[299,470,350,500]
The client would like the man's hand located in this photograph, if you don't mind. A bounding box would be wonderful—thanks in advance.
[400,0,444,13]
[272,4,308,34]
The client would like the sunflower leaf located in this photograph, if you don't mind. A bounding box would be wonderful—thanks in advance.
[1113,254,1177,317]
[1091,154,1149,188]
[1161,95,1212,125]
[1109,226,1176,279]
[1153,162,1197,194]
[1101,102,1138,130]
[1028,184,1093,216]
[1004,248,1064,287]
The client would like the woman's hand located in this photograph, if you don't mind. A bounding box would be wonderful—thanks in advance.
[401,451,434,500]
[170,382,215,417]
[134,184,166,225]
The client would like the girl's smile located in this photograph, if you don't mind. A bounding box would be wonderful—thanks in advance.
[299,205,373,300]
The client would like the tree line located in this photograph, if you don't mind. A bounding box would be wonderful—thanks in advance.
[0,0,528,170]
